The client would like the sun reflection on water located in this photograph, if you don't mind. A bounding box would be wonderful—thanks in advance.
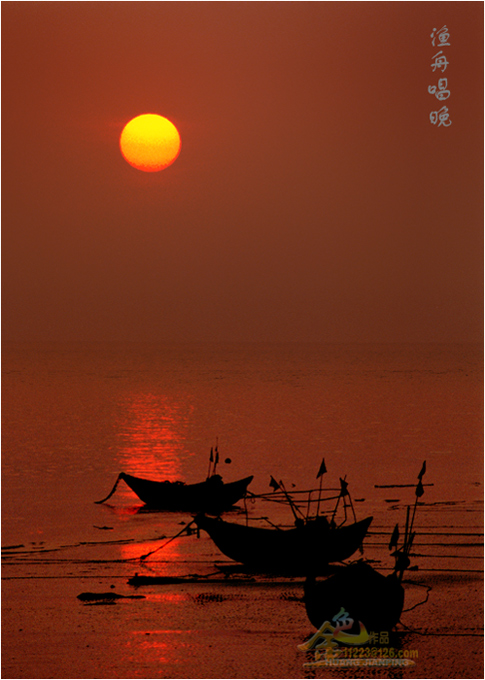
[116,393,193,482]
[120,534,182,565]
[125,629,193,667]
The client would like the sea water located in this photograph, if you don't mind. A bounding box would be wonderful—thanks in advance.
[2,341,483,678]
[2,341,482,544]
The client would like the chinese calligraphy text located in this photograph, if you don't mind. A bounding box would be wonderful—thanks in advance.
[429,26,451,126]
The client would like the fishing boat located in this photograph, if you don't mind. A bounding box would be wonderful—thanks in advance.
[303,560,405,631]
[96,472,254,514]
[194,513,373,574]
[302,462,427,632]
[195,462,373,574]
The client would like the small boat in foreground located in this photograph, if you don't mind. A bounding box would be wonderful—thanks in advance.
[302,462,427,633]
[194,513,373,574]
[96,472,254,514]
[304,560,405,632]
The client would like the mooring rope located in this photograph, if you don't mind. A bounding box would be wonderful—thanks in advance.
[94,474,123,504]
[139,518,198,561]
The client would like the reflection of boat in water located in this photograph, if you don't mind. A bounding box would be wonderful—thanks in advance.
[194,513,373,574]
[303,462,427,632]
[96,472,254,514]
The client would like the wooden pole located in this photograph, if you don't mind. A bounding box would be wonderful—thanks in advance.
[315,475,323,517]
[306,490,312,520]
[279,480,306,521]
[207,448,213,480]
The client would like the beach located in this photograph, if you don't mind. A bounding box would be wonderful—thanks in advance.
[2,342,483,678]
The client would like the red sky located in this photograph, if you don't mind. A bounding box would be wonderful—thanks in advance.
[2,2,483,343]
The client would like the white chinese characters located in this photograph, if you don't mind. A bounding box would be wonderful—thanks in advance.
[431,25,450,47]
[430,107,452,128]
[429,26,452,126]
[428,78,450,101]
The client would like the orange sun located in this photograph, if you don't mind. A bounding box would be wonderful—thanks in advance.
[120,114,181,172]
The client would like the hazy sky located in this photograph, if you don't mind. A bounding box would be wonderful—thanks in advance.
[3,2,483,343]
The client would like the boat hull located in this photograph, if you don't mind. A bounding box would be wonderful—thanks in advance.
[195,514,373,574]
[120,473,253,513]
[304,561,404,632]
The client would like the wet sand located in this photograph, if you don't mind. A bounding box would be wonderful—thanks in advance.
[2,501,483,679]
[2,342,482,678]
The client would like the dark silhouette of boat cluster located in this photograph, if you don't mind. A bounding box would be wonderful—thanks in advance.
[95,446,427,635]
[303,461,427,634]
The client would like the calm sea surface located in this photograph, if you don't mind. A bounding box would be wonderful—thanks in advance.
[2,342,483,678]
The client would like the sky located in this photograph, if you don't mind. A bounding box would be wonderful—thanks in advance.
[2,1,483,344]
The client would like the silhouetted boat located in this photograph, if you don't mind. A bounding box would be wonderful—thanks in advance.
[194,514,373,574]
[303,560,405,631]
[95,472,254,514]
[302,463,427,633]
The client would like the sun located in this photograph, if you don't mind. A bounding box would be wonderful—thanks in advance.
[120,114,181,172]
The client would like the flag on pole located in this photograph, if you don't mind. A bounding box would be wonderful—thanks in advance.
[339,478,349,496]
[209,448,214,462]
[415,479,424,498]
[418,461,426,480]
[389,523,400,550]
[316,457,327,479]
[269,476,280,491]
